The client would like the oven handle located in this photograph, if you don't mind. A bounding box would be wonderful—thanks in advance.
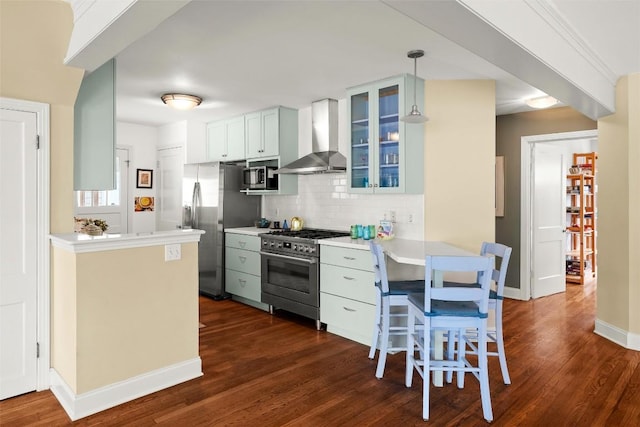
[260,251,318,265]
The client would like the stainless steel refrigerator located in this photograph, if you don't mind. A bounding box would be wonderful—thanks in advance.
[182,162,261,300]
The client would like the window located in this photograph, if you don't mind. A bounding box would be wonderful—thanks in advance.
[76,152,122,207]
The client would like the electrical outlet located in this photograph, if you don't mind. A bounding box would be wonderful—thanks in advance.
[165,244,181,261]
[390,210,396,223]
[275,208,280,216]
[408,213,413,223]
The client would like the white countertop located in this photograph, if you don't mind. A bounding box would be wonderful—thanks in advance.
[225,226,271,236]
[320,236,477,265]
[50,229,205,253]
[319,236,371,250]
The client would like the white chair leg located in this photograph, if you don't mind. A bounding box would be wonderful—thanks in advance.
[456,329,466,389]
[478,325,494,422]
[495,303,511,384]
[375,302,391,379]
[405,309,416,388]
[422,318,431,421]
[369,304,381,360]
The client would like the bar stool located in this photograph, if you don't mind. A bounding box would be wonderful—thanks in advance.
[406,254,495,422]
[368,241,423,379]
[444,242,513,385]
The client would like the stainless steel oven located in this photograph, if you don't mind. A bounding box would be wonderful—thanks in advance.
[260,229,349,329]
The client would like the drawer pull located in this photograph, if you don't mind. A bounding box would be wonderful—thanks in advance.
[238,279,246,287]
[239,241,246,248]
[343,306,356,312]
[343,256,356,260]
[239,256,247,263]
[343,276,355,281]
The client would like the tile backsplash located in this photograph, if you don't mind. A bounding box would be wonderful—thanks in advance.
[263,174,424,240]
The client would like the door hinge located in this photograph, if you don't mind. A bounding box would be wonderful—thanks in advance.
[36,342,40,358]
[36,135,40,150]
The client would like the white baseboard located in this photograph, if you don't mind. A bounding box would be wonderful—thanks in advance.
[594,318,640,351]
[50,357,202,421]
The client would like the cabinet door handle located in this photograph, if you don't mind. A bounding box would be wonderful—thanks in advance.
[343,306,356,312]
[343,276,355,281]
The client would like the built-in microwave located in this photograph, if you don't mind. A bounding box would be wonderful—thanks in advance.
[241,166,278,190]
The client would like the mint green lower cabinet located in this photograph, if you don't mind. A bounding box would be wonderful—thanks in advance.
[225,269,261,302]
[320,293,375,345]
[320,245,376,345]
[225,233,268,311]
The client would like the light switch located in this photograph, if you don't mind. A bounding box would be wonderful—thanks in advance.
[165,244,181,261]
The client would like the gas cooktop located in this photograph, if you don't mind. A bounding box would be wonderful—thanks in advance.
[262,228,350,240]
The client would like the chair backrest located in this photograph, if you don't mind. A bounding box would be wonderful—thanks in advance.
[480,242,512,298]
[369,241,390,294]
[425,255,494,317]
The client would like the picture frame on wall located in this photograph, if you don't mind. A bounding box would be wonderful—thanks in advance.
[495,156,505,217]
[136,169,153,189]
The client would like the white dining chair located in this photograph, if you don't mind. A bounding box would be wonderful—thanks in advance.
[368,241,423,379]
[444,242,513,385]
[405,254,494,422]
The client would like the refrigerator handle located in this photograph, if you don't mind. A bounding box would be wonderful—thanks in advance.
[192,182,200,228]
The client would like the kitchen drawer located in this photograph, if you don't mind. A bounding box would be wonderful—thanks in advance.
[225,247,261,276]
[320,245,372,271]
[225,269,261,302]
[320,264,376,305]
[320,292,375,346]
[225,233,260,252]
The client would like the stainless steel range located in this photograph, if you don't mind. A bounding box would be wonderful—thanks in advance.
[260,228,350,329]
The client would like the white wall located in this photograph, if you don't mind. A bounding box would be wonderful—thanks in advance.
[117,122,158,233]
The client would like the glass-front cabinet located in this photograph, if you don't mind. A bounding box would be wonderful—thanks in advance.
[346,74,424,194]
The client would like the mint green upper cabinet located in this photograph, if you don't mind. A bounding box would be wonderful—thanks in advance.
[245,107,297,160]
[74,58,115,190]
[346,74,424,194]
[207,116,245,161]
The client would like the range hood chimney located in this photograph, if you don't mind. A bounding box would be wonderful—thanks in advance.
[276,98,346,174]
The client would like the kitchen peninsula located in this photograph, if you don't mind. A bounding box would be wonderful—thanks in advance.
[49,229,204,420]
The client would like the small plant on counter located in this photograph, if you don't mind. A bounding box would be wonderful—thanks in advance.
[74,217,109,232]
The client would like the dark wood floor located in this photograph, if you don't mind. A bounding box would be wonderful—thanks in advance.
[2,280,639,426]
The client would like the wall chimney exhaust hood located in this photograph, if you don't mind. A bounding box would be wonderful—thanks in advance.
[276,99,346,174]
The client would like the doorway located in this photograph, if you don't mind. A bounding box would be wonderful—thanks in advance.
[520,129,598,300]
[0,98,50,399]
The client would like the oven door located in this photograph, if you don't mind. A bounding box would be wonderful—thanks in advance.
[260,251,319,309]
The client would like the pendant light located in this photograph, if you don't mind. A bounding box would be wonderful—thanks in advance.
[401,49,428,124]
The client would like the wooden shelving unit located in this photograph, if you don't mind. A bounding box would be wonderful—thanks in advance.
[566,152,597,284]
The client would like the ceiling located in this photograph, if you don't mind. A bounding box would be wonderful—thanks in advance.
[109,1,639,127]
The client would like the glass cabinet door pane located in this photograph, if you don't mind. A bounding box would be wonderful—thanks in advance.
[378,84,399,188]
[350,92,370,189]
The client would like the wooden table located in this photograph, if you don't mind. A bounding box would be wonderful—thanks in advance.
[379,238,479,386]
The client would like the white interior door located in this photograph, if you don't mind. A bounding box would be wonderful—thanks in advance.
[157,147,184,231]
[532,143,566,298]
[0,108,38,399]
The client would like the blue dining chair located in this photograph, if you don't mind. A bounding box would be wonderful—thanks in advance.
[405,254,494,422]
[443,242,513,385]
[368,241,424,379]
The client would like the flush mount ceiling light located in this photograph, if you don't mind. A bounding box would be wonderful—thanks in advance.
[401,49,428,124]
[161,93,203,110]
[525,95,558,109]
